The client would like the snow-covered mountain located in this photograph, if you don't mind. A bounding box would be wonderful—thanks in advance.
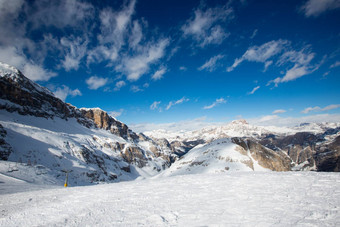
[145,119,340,142]
[146,120,340,172]
[160,138,267,177]
[0,62,175,185]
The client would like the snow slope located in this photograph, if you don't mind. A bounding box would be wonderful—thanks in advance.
[0,110,167,186]
[1,172,339,226]
[160,138,267,177]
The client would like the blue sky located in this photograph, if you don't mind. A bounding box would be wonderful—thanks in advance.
[0,0,340,131]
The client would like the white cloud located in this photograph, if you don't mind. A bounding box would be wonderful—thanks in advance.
[109,109,124,118]
[150,101,161,110]
[182,4,233,47]
[130,113,340,133]
[250,29,258,39]
[179,66,187,71]
[86,0,169,84]
[166,97,190,110]
[86,76,109,90]
[87,0,135,65]
[60,37,88,71]
[330,60,340,68]
[117,39,169,81]
[29,0,94,29]
[114,80,126,91]
[227,40,289,72]
[203,98,226,109]
[130,85,142,92]
[54,85,82,101]
[300,0,340,17]
[0,46,56,81]
[257,115,280,122]
[301,106,321,114]
[129,116,225,133]
[129,20,143,49]
[302,104,340,113]
[0,0,94,82]
[0,0,30,49]
[268,49,318,86]
[151,66,167,81]
[263,60,273,72]
[272,109,287,114]
[198,54,224,72]
[247,86,260,95]
[248,114,340,127]
[322,104,340,111]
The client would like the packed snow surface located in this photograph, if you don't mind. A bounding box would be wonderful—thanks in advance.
[1,172,339,226]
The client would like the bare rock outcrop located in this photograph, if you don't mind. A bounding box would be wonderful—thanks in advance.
[315,135,340,171]
[232,138,292,171]
[79,108,139,141]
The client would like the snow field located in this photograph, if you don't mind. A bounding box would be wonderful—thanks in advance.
[1,171,339,226]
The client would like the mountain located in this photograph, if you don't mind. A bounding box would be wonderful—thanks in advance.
[147,119,340,172]
[0,62,175,185]
[159,138,294,177]
[1,62,339,187]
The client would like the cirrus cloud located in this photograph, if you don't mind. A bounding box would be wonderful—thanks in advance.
[166,97,190,110]
[203,98,227,109]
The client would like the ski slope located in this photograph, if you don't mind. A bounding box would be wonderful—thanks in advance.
[1,172,339,226]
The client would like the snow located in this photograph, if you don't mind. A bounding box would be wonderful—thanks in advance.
[0,110,167,185]
[0,172,339,226]
[161,138,267,177]
[0,62,20,77]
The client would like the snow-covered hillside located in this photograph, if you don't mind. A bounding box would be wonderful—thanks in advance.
[0,110,169,185]
[160,138,267,177]
[1,172,339,226]
[0,62,175,185]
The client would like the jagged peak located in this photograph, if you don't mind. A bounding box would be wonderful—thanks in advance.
[0,61,55,97]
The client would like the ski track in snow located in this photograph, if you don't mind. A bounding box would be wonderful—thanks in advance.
[1,172,339,226]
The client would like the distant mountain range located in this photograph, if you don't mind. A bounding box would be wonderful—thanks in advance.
[0,62,339,186]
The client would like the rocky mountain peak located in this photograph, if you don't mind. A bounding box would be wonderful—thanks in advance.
[79,107,139,141]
